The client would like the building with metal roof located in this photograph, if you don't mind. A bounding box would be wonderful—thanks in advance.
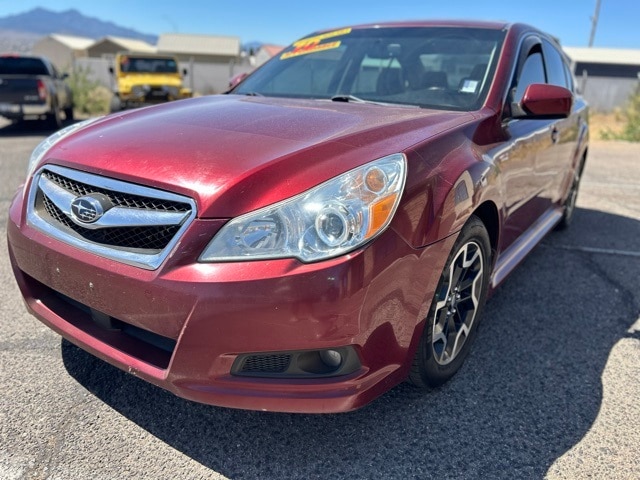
[31,33,94,70]
[87,36,157,58]
[254,44,284,67]
[156,33,240,63]
[563,46,640,111]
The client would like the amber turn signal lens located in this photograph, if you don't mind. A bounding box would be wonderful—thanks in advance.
[364,166,387,193]
[366,193,398,238]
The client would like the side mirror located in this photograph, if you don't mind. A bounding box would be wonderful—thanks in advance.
[516,83,572,119]
[61,72,69,80]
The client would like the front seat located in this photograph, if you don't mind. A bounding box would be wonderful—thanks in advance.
[376,68,404,95]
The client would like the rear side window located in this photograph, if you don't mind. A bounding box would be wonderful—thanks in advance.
[541,39,569,89]
[562,61,575,92]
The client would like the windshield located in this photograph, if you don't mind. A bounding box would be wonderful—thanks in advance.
[234,26,505,111]
[119,56,178,74]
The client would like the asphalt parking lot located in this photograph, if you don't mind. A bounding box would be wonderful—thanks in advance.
[1,119,638,479]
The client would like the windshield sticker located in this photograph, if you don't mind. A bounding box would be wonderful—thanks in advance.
[281,28,352,60]
[460,79,479,93]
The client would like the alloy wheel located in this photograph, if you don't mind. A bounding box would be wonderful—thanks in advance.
[431,240,484,365]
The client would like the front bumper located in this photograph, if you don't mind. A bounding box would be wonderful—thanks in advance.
[8,187,454,413]
[120,85,190,106]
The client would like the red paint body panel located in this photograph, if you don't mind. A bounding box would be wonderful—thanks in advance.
[46,96,472,219]
[8,194,455,412]
[7,21,588,413]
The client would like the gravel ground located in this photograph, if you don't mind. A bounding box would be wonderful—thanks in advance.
[0,119,638,479]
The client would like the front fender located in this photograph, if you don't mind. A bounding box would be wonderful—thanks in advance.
[393,128,500,249]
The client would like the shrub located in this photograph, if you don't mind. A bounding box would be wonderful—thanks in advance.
[601,84,640,142]
[67,65,110,116]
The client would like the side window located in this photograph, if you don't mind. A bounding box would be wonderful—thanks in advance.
[541,39,568,88]
[513,51,545,104]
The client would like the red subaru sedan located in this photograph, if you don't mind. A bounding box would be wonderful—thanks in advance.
[7,21,588,413]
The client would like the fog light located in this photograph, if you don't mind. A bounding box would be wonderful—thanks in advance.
[319,349,342,368]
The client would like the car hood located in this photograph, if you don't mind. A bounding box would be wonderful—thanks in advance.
[47,95,474,217]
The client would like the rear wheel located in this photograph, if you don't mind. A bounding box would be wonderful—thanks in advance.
[556,159,585,230]
[409,216,491,388]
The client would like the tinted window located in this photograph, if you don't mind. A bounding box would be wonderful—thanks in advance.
[513,51,545,103]
[542,40,568,88]
[119,56,178,73]
[0,57,49,75]
[234,27,506,111]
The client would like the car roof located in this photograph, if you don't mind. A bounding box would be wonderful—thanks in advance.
[314,19,511,33]
[304,21,558,48]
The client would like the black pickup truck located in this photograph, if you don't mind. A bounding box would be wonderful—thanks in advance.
[0,54,74,128]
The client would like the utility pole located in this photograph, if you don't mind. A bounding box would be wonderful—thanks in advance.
[589,0,601,47]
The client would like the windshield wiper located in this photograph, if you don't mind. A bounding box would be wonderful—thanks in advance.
[331,94,365,103]
[329,95,420,108]
[330,94,386,105]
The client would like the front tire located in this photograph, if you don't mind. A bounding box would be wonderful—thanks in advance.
[409,216,491,388]
[110,95,122,113]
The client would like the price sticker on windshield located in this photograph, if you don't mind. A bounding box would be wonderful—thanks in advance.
[281,28,351,59]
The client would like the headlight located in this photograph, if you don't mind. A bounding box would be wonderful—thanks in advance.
[26,117,103,180]
[200,153,406,263]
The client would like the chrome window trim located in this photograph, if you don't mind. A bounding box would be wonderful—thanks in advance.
[27,164,197,270]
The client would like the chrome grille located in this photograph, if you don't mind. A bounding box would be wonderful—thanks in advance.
[43,170,189,212]
[42,195,180,251]
[27,165,197,270]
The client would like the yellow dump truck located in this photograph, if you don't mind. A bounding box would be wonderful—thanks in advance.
[109,53,192,112]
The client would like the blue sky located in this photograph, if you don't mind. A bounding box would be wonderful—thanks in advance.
[1,0,638,48]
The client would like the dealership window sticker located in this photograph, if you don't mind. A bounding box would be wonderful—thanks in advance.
[281,28,352,59]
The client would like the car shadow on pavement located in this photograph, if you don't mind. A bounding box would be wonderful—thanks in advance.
[61,207,640,479]
[0,118,74,137]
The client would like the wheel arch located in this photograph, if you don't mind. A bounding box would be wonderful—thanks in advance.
[471,201,500,262]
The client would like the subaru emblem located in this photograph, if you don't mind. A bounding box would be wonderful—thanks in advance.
[70,195,106,223]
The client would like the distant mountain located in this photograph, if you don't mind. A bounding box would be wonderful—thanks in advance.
[0,7,158,44]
